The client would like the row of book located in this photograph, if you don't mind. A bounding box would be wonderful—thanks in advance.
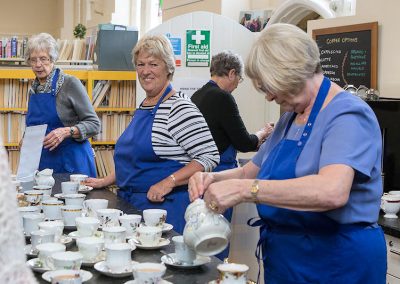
[0,34,96,62]
[92,80,136,108]
[0,36,28,59]
[93,113,133,142]
[0,113,25,143]
[0,79,31,108]
[57,38,95,61]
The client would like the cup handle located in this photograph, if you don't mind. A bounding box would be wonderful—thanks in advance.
[45,256,55,270]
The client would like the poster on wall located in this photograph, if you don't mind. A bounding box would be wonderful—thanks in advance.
[239,10,272,32]
[166,34,182,67]
[186,30,210,67]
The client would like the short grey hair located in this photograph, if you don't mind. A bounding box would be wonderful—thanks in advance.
[210,51,244,78]
[24,33,58,65]
[246,23,322,96]
[132,34,175,80]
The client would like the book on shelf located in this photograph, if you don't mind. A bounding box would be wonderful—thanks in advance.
[93,80,111,108]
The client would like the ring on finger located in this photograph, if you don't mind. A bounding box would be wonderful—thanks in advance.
[208,201,218,211]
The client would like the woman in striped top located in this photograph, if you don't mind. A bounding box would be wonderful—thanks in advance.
[85,34,219,234]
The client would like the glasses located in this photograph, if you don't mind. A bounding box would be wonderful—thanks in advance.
[29,57,51,65]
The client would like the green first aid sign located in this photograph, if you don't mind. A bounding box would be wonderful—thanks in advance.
[186,30,210,67]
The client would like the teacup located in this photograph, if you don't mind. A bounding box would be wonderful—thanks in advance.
[24,190,43,206]
[132,262,166,284]
[76,236,104,262]
[48,251,83,270]
[42,199,64,220]
[172,235,196,264]
[64,193,86,207]
[23,213,45,236]
[32,185,52,200]
[38,220,64,242]
[183,199,231,256]
[61,205,83,226]
[83,199,108,218]
[135,226,162,246]
[75,216,100,237]
[143,209,167,227]
[105,243,132,273]
[61,181,79,195]
[30,230,55,252]
[36,242,66,269]
[217,263,249,284]
[103,226,127,245]
[119,214,142,237]
[18,206,41,220]
[70,174,88,190]
[96,208,123,228]
[381,194,400,218]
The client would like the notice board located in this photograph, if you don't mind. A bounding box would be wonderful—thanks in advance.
[312,22,378,89]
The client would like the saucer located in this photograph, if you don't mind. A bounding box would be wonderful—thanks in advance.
[79,186,93,193]
[130,237,170,250]
[81,251,106,267]
[162,223,173,233]
[25,244,38,257]
[42,269,92,282]
[161,253,211,269]
[68,230,103,239]
[124,280,172,284]
[27,258,51,273]
[94,260,138,278]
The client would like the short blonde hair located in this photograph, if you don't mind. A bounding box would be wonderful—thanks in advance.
[246,23,321,96]
[24,33,58,65]
[132,34,175,80]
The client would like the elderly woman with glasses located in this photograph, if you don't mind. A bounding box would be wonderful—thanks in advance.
[24,33,100,177]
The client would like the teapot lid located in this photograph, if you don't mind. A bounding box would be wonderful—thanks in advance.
[38,168,53,175]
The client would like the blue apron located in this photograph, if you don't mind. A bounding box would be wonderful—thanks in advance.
[252,77,386,283]
[26,69,96,177]
[114,84,189,234]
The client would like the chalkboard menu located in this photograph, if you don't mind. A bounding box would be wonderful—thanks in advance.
[312,22,378,89]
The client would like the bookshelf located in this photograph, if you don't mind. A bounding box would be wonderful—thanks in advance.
[0,69,136,177]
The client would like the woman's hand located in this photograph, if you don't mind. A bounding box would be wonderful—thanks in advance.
[256,122,275,148]
[84,178,106,189]
[188,172,215,201]
[43,127,70,151]
[147,178,175,202]
[203,179,245,214]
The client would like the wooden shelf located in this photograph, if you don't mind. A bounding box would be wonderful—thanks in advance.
[0,108,27,112]
[91,141,116,145]
[89,70,136,80]
[95,107,135,112]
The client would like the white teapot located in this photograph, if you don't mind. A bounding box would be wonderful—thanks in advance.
[183,199,231,256]
[34,168,55,187]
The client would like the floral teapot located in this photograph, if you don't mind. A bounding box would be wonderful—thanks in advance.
[183,199,231,256]
[34,168,55,187]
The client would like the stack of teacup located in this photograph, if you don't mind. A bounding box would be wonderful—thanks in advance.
[382,191,400,218]
[134,209,167,246]
[216,263,250,284]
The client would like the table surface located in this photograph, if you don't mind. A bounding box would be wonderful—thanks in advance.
[32,174,221,284]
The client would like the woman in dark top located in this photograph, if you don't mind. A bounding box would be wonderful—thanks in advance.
[192,50,273,172]
[191,50,273,260]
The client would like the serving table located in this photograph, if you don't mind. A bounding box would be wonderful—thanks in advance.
[31,174,221,284]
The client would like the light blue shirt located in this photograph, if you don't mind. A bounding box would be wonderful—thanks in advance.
[253,92,382,224]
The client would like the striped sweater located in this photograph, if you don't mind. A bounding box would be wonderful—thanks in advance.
[140,92,219,172]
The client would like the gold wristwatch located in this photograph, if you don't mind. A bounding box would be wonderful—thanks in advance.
[251,179,260,202]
